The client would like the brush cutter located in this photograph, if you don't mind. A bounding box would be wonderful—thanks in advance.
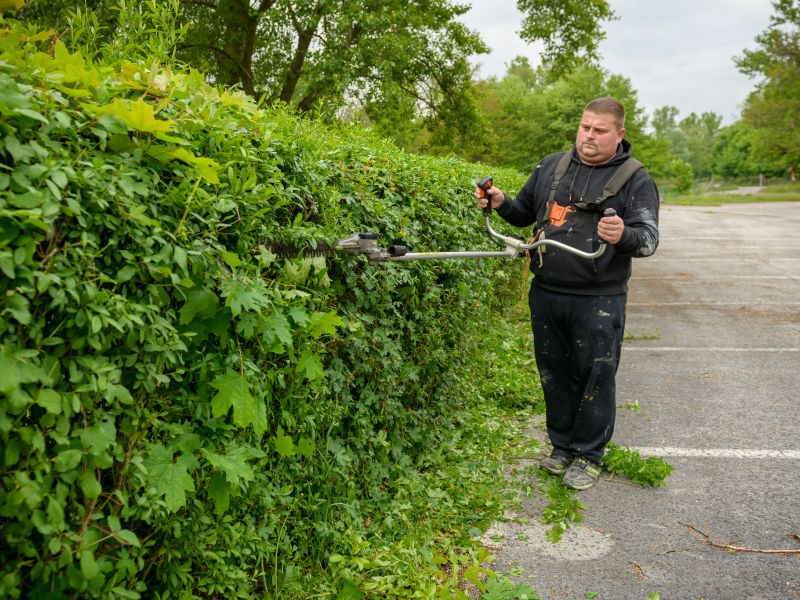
[269,176,615,264]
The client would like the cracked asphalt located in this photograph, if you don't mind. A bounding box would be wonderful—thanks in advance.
[485,202,800,600]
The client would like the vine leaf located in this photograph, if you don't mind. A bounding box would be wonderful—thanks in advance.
[203,447,257,488]
[307,311,343,339]
[143,445,197,512]
[210,370,255,429]
[207,472,230,515]
[297,437,315,459]
[264,313,293,353]
[80,550,99,580]
[295,350,324,381]
[179,289,218,325]
[273,427,296,458]
[0,1,26,11]
[0,347,45,395]
[221,279,269,316]
[97,98,174,134]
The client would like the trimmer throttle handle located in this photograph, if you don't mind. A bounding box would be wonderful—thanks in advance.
[477,175,494,217]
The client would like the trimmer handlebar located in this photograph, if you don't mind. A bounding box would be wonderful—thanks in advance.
[333,180,618,264]
[336,207,616,264]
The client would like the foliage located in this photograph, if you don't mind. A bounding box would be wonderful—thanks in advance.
[649,106,725,179]
[666,158,694,194]
[17,0,631,162]
[603,443,672,488]
[516,0,617,76]
[475,62,656,175]
[711,121,786,178]
[677,112,722,178]
[0,17,539,598]
[481,576,539,600]
[736,0,800,174]
[537,472,585,543]
[658,190,800,206]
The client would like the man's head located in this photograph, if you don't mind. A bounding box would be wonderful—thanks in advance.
[575,97,626,165]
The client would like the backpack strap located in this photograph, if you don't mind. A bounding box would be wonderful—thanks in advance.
[543,151,574,223]
[574,157,643,209]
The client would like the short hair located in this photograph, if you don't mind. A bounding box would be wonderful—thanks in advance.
[584,97,625,129]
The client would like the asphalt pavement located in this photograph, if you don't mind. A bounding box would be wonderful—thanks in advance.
[484,202,800,600]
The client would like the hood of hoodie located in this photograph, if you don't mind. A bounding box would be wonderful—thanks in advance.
[571,138,633,171]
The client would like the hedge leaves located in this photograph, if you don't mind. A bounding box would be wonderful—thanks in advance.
[0,18,528,598]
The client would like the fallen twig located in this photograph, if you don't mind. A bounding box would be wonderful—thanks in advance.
[628,561,646,579]
[603,473,639,487]
[682,523,800,556]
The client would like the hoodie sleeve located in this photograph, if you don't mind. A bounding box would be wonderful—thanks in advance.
[614,172,660,258]
[495,163,543,228]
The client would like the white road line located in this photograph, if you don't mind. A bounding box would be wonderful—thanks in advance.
[631,447,800,460]
[629,301,800,306]
[658,237,799,241]
[658,247,800,252]
[641,257,800,261]
[623,347,799,352]
[633,275,800,280]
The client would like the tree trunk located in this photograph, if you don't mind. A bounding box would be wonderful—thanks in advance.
[211,0,276,96]
[279,2,325,104]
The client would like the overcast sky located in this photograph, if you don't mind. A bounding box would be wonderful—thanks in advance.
[458,0,776,125]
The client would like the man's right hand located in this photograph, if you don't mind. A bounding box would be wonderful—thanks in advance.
[474,185,505,211]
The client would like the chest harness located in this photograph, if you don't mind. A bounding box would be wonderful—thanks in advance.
[529,152,643,272]
[543,151,643,227]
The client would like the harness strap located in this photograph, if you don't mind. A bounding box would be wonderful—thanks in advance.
[543,151,574,224]
[574,158,643,209]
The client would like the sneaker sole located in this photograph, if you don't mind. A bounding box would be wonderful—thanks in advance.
[563,478,598,491]
[541,464,568,475]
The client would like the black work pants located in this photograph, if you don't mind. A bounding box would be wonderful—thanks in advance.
[529,285,626,464]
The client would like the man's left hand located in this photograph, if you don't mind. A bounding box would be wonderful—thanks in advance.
[598,214,624,245]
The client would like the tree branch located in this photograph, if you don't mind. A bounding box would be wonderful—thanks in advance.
[279,2,326,104]
[179,0,218,9]
[180,43,252,82]
[257,0,277,12]
[683,523,800,556]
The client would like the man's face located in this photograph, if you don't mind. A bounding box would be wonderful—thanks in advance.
[575,110,625,165]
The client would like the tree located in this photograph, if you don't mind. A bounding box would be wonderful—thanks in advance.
[475,60,660,175]
[516,0,617,75]
[651,106,690,162]
[19,0,618,153]
[736,0,800,176]
[678,111,722,178]
[711,122,785,178]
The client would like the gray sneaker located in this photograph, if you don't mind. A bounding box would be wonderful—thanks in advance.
[563,457,603,490]
[540,452,574,475]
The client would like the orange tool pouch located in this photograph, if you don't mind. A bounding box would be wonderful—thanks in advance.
[545,201,576,228]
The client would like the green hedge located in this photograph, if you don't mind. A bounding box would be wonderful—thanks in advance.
[0,21,529,598]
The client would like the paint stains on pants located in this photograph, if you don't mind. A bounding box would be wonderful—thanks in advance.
[529,286,626,464]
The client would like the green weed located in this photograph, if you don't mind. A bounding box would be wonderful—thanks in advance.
[604,443,672,487]
[624,332,660,341]
[538,472,586,543]
[618,400,642,412]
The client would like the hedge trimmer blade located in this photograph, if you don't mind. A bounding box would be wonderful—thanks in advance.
[259,176,614,265]
[262,239,338,259]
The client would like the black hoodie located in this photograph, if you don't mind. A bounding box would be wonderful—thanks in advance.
[496,140,659,296]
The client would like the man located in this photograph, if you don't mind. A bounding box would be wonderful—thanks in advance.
[476,97,659,490]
